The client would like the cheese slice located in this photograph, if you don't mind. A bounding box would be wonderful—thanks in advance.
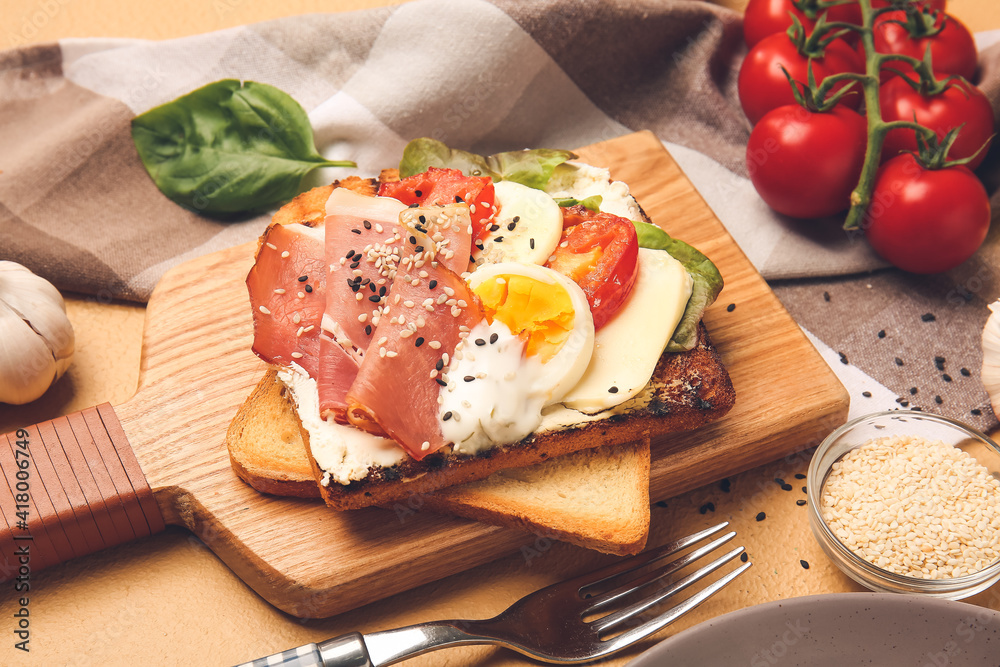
[560,248,693,414]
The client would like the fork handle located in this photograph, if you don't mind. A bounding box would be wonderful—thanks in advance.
[234,633,373,667]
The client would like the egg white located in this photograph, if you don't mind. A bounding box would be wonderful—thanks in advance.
[441,262,595,454]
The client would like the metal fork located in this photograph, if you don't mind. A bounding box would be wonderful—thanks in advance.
[236,521,750,666]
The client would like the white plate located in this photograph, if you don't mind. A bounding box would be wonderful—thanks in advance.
[628,593,1000,666]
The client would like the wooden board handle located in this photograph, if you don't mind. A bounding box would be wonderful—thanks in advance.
[0,403,165,579]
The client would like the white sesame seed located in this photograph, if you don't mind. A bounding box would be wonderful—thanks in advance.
[404,300,415,308]
[258,305,271,315]
[281,250,290,258]
[274,288,286,295]
[386,350,398,358]
[293,313,301,324]
[399,329,414,338]
[358,313,368,323]
[291,351,304,359]
[421,441,430,451]
[266,242,278,250]
[429,340,442,350]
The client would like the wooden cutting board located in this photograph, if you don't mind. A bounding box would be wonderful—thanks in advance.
[0,131,848,617]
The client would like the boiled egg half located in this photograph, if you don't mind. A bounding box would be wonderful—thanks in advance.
[439,262,594,454]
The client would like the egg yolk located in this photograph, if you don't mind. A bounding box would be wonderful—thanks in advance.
[473,274,575,363]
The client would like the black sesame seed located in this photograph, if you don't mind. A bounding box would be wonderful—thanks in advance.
[756,512,766,522]
[775,478,785,485]
[415,225,427,234]
[909,387,918,395]
[800,560,810,570]
[823,291,830,302]
[418,215,426,224]
[726,303,736,312]
[363,220,372,230]
[699,502,715,514]
[943,374,952,382]
[464,375,475,382]
[369,283,377,292]
[609,386,619,394]
[529,238,535,249]
[490,333,499,344]
[513,216,520,222]
[365,325,372,335]
[720,478,731,493]
[378,286,387,296]
[414,190,422,197]
[442,411,452,421]
[895,357,904,366]
[794,473,806,479]
[740,552,749,563]
[350,261,361,269]
[362,278,370,286]
[972,408,983,416]
[455,195,464,203]
[304,284,313,293]
[961,368,971,377]
[897,399,909,407]
[297,275,309,283]
[507,222,516,231]
[429,280,438,289]
[475,242,484,250]
[435,378,447,386]
[934,355,946,367]
[408,203,419,208]
[494,236,504,243]
[839,352,848,365]
[490,224,500,232]
[781,483,793,491]
[801,486,807,493]
[409,235,417,245]
[415,245,424,253]
[415,337,424,347]
[351,228,362,235]
[878,329,886,338]
[475,338,486,346]
[796,499,807,506]
[345,250,355,259]
[862,391,872,397]
[921,313,937,322]
[935,395,943,404]
[368,295,381,303]
[655,500,668,508]
[435,359,444,371]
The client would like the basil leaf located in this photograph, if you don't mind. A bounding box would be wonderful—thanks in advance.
[397,138,576,189]
[398,137,493,179]
[632,221,724,352]
[131,79,355,216]
[554,195,603,212]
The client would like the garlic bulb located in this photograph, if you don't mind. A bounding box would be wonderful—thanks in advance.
[0,261,75,405]
[983,299,1000,418]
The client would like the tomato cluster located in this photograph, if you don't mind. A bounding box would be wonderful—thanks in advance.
[739,0,993,274]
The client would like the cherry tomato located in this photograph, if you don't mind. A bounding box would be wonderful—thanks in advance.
[379,167,495,241]
[864,153,990,274]
[738,32,863,125]
[546,207,639,330]
[746,105,868,218]
[873,10,977,82]
[743,0,862,48]
[879,76,994,169]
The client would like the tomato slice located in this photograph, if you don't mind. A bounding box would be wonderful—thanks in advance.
[378,167,496,242]
[546,206,639,330]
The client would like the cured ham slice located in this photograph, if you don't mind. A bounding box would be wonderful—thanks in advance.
[346,261,484,460]
[246,222,326,378]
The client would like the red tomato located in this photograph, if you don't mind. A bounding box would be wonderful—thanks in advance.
[738,32,863,125]
[864,153,990,274]
[379,167,495,241]
[873,10,977,81]
[879,76,994,169]
[743,0,862,48]
[546,207,639,330]
[746,105,868,218]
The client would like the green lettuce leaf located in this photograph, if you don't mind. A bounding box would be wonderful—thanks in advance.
[554,195,603,212]
[398,138,576,189]
[632,221,723,352]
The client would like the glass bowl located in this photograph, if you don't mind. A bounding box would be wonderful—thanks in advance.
[807,410,1000,599]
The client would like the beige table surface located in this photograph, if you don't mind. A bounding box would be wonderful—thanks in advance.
[3,1,1000,666]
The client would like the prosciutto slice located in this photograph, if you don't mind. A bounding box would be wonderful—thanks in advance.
[346,260,484,460]
[246,222,327,378]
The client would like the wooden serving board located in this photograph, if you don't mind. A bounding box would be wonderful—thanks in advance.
[0,131,848,617]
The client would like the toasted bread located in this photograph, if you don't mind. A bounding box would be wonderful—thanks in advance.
[227,368,652,554]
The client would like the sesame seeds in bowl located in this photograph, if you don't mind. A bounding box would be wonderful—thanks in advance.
[807,411,1000,599]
